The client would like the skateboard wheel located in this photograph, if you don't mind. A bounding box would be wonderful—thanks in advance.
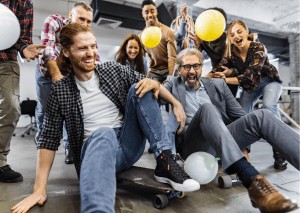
[177,192,185,198]
[218,176,232,189]
[153,194,169,209]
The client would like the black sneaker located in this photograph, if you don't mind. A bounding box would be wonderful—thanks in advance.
[154,150,200,192]
[0,165,23,183]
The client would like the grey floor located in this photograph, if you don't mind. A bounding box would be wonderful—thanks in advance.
[1,120,300,213]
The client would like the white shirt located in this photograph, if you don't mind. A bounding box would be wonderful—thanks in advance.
[75,71,123,141]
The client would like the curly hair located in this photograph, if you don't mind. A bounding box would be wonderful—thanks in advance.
[115,34,145,74]
[57,23,93,75]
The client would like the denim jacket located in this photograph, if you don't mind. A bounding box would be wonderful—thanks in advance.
[125,56,148,75]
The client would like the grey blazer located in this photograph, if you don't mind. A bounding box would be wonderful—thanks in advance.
[164,76,246,136]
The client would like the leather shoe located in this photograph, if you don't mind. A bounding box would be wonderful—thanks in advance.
[273,148,287,170]
[248,175,297,213]
[0,165,23,183]
[65,148,74,164]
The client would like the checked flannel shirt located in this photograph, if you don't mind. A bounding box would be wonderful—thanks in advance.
[36,61,146,177]
[0,0,33,62]
[38,14,100,78]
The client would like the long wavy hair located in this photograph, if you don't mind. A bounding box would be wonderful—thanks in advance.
[225,20,257,58]
[170,14,194,50]
[115,34,145,74]
[57,23,93,75]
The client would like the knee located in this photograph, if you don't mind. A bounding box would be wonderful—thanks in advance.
[248,109,273,121]
[198,103,218,114]
[262,102,276,111]
[90,127,118,151]
[128,83,138,96]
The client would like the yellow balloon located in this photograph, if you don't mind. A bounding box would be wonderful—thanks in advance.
[141,26,161,48]
[195,10,226,41]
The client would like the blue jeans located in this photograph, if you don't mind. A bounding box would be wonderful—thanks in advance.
[35,63,69,148]
[80,84,172,213]
[238,77,282,119]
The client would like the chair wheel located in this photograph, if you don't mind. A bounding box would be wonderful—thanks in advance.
[21,135,24,137]
[27,132,30,135]
[177,192,185,198]
[13,134,16,136]
[218,176,232,189]
[153,194,169,209]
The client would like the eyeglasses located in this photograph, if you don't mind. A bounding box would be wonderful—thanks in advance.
[180,63,202,71]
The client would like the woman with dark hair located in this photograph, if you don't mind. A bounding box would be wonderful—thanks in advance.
[115,34,148,75]
[210,20,286,170]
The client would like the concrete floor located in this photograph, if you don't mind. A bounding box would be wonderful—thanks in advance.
[1,124,300,213]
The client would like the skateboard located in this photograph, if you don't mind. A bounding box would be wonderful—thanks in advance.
[217,171,241,188]
[116,166,185,209]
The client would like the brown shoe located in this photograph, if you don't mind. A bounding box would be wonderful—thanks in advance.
[248,175,297,213]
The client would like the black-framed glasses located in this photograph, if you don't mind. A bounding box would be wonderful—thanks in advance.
[180,63,202,71]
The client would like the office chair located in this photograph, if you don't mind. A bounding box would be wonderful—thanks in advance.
[13,99,38,137]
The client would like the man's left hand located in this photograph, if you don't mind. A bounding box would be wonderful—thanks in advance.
[135,78,160,99]
[173,102,186,134]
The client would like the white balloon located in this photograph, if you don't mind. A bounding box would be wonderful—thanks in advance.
[184,152,219,185]
[0,4,21,50]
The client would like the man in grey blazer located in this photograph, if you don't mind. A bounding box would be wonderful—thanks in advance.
[164,48,299,213]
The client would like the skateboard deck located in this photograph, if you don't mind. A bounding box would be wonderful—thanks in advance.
[116,166,184,209]
[117,166,173,190]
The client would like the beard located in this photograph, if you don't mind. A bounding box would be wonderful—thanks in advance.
[68,54,95,74]
[181,74,200,90]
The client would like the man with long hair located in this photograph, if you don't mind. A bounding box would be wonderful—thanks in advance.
[35,1,100,165]
[12,23,200,213]
[0,0,45,183]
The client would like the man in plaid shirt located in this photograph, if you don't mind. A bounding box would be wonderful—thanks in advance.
[35,1,100,165]
[0,0,45,183]
[12,23,200,213]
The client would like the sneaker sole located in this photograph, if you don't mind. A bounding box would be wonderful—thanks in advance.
[154,175,200,192]
[0,176,23,183]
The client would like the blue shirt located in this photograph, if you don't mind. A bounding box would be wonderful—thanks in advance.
[185,80,212,126]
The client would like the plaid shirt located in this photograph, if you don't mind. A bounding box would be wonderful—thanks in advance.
[36,61,145,177]
[38,15,100,77]
[0,0,33,62]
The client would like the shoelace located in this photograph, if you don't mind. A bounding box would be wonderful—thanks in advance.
[164,153,190,181]
[254,177,277,196]
[0,165,10,173]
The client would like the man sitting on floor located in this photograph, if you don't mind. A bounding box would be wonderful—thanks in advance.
[164,48,299,213]
[11,23,199,213]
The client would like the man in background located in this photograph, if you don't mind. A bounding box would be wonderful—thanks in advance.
[0,0,45,183]
[139,0,176,83]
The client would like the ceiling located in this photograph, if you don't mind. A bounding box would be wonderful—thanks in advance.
[32,0,300,63]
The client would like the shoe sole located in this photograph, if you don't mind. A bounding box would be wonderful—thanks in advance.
[65,161,74,164]
[154,175,200,192]
[274,165,287,170]
[0,176,23,183]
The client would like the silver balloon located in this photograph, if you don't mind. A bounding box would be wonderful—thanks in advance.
[0,4,21,50]
[184,151,219,185]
